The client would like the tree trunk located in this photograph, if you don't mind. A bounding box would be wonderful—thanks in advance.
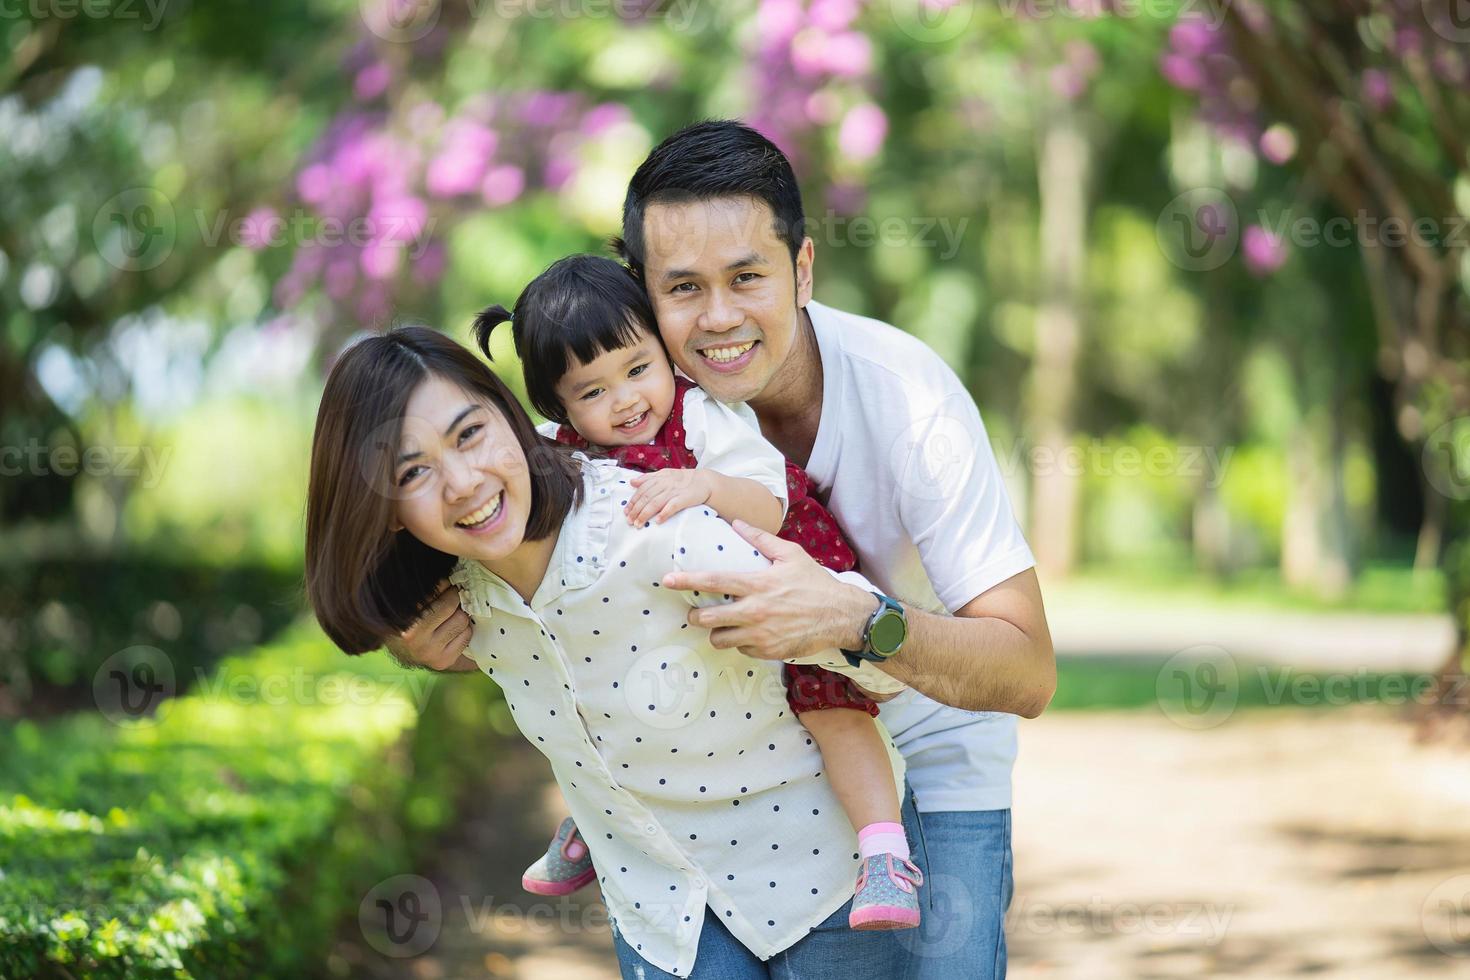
[1281,427,1322,591]
[1027,109,1089,578]
[1415,482,1445,575]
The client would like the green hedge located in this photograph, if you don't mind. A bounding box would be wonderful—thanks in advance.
[1,558,304,703]
[0,623,500,978]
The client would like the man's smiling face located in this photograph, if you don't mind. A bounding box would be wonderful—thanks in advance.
[641,195,813,405]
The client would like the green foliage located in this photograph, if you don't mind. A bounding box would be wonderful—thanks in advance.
[0,557,301,698]
[121,393,315,566]
[0,622,499,978]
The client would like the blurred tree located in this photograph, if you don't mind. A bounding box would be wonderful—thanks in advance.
[1164,2,1470,668]
[1,0,338,548]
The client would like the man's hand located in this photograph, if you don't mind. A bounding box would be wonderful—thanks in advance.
[625,469,712,526]
[661,520,873,661]
[384,580,477,671]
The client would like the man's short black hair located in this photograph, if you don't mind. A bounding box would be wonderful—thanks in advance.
[472,255,658,425]
[616,120,806,277]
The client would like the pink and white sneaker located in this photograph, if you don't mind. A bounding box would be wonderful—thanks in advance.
[521,817,596,896]
[848,852,924,930]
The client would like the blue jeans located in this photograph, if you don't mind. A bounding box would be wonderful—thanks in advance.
[898,801,1013,980]
[611,789,1012,979]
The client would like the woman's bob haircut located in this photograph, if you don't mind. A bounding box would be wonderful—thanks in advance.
[305,325,583,654]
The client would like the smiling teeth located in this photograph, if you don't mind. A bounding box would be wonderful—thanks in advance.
[618,412,647,429]
[701,341,755,363]
[456,492,503,528]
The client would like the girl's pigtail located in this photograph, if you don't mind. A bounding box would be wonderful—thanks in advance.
[472,304,514,360]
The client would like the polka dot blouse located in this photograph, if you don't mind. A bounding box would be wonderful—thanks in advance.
[449,456,906,977]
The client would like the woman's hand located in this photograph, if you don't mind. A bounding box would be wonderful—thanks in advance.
[383,581,478,671]
[625,469,713,526]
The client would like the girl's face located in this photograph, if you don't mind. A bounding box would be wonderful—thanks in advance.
[391,375,533,563]
[554,324,677,447]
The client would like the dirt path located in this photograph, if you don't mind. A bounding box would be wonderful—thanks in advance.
[1009,706,1470,978]
[329,706,1470,979]
[328,740,621,980]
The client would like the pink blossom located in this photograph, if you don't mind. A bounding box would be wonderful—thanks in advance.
[757,0,803,46]
[297,164,333,205]
[412,241,447,285]
[481,164,526,206]
[239,207,280,250]
[1169,20,1221,58]
[519,91,578,126]
[1258,123,1297,164]
[325,257,357,300]
[354,62,391,101]
[425,120,497,198]
[837,103,887,162]
[1159,53,1205,91]
[360,239,403,281]
[1361,69,1393,111]
[369,195,429,245]
[822,31,873,78]
[809,0,860,32]
[1242,225,1287,276]
[581,102,632,137]
[544,132,580,190]
[790,29,832,79]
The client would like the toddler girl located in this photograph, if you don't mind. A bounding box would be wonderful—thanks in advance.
[473,255,922,931]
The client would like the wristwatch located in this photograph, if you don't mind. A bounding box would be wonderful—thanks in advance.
[842,593,907,667]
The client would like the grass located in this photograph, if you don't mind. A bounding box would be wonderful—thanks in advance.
[1052,654,1436,714]
[1049,560,1445,617]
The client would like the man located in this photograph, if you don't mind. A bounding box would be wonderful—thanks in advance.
[396,121,1055,978]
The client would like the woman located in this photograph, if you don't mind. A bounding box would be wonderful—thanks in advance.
[304,326,918,979]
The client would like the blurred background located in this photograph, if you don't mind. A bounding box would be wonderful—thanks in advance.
[3,0,1470,977]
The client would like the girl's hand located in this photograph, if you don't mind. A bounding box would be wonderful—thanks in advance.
[625,469,713,526]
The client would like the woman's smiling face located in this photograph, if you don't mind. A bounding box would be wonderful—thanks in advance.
[391,374,533,563]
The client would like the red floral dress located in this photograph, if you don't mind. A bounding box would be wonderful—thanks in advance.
[555,376,879,716]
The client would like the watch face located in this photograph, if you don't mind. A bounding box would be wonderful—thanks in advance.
[869,610,906,656]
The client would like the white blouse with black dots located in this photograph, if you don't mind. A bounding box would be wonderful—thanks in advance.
[449,456,906,977]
